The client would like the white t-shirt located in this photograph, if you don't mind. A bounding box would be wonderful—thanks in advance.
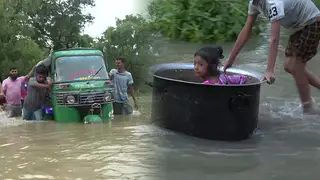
[248,0,320,32]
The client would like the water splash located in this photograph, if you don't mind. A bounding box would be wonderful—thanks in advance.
[0,111,26,127]
[260,96,320,120]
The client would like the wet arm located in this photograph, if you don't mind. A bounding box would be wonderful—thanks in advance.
[1,83,6,96]
[109,69,115,80]
[29,79,50,89]
[0,82,3,95]
[128,85,137,104]
[31,83,50,89]
[267,21,281,73]
[25,65,36,80]
[228,15,257,63]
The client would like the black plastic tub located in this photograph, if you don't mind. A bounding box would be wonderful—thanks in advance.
[148,63,265,141]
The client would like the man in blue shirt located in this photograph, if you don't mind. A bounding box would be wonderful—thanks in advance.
[109,57,138,115]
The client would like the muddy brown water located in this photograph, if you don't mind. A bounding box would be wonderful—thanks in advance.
[2,27,320,179]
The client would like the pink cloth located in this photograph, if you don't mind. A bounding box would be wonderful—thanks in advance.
[2,76,26,104]
[202,74,248,85]
[21,81,28,100]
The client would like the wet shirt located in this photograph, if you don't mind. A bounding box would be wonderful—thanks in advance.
[110,69,134,103]
[202,75,248,85]
[2,76,26,105]
[248,0,320,31]
[23,78,47,111]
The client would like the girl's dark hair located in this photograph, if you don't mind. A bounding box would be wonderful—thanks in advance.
[194,46,224,76]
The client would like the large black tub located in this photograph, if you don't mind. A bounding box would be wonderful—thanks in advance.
[148,63,265,141]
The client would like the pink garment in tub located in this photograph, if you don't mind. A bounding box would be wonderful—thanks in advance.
[202,74,248,85]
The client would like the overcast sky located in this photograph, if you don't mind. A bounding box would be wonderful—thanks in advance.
[83,0,148,38]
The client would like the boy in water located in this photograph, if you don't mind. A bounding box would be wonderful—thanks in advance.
[224,0,320,114]
[23,65,53,120]
[109,57,138,115]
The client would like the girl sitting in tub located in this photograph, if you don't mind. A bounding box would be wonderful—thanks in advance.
[194,46,248,85]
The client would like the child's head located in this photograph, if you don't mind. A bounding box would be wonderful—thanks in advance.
[194,46,224,79]
[36,65,48,83]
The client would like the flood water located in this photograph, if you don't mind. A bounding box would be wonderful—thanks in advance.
[2,28,320,179]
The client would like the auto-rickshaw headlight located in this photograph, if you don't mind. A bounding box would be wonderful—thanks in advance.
[66,95,76,104]
[104,93,112,101]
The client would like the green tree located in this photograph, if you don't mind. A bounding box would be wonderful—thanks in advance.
[0,1,45,79]
[96,15,161,88]
[76,34,95,48]
[22,0,95,50]
[147,0,262,43]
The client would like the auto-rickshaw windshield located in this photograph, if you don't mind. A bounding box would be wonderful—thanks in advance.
[55,55,109,82]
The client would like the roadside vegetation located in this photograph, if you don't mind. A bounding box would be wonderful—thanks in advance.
[5,0,317,88]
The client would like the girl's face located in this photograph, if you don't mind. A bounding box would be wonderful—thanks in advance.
[194,56,208,78]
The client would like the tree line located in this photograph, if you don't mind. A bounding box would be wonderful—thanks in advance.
[1,0,318,86]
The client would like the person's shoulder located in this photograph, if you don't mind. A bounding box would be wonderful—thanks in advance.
[266,0,286,21]
[277,0,292,8]
[2,78,11,86]
[109,69,117,75]
[17,76,26,81]
[2,78,9,83]
[267,0,287,8]
[124,71,133,78]
[125,71,132,76]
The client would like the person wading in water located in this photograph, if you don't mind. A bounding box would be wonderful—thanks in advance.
[224,0,320,114]
[109,57,138,115]
[23,65,53,120]
[0,67,34,117]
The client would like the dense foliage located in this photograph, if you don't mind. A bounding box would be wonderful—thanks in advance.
[147,0,262,43]
[0,1,45,78]
[6,0,309,85]
[21,0,95,50]
[94,15,162,88]
[0,0,95,79]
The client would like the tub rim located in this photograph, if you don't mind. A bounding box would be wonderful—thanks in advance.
[149,63,266,87]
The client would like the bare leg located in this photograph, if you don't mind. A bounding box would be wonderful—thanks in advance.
[285,56,320,88]
[306,70,320,89]
[284,56,313,113]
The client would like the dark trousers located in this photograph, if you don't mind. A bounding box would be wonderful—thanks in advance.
[113,102,133,115]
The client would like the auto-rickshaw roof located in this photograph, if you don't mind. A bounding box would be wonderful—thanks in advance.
[52,48,103,60]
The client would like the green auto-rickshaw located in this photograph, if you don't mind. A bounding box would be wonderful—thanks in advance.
[38,48,114,123]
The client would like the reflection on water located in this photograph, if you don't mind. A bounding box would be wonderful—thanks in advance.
[2,30,320,179]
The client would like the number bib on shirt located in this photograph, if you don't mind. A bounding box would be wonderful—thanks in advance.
[267,0,285,21]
